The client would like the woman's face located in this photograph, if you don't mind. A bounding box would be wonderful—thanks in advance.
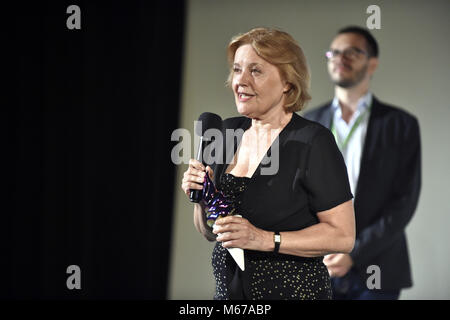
[232,44,289,118]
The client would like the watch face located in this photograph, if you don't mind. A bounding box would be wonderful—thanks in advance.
[274,234,281,243]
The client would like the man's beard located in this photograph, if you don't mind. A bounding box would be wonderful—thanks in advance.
[332,63,368,88]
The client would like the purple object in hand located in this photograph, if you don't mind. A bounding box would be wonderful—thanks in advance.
[202,171,235,227]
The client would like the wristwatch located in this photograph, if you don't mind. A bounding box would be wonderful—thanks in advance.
[273,231,281,253]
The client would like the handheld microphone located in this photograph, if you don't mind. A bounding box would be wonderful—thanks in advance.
[189,112,222,203]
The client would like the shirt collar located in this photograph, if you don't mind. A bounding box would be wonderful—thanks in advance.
[331,91,373,113]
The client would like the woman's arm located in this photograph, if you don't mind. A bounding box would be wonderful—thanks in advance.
[214,200,355,257]
[181,159,216,241]
[276,200,355,257]
[193,202,216,241]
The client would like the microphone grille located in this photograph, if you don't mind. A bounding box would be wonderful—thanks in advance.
[195,112,223,136]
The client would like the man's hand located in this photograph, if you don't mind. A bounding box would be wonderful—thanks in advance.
[323,253,353,278]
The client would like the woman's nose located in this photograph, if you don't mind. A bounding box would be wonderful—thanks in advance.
[235,69,251,86]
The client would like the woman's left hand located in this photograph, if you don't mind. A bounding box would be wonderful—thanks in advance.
[213,215,272,251]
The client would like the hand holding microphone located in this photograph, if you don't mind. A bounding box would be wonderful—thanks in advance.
[180,112,245,270]
[189,112,222,203]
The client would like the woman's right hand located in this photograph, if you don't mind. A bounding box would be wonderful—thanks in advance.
[183,159,216,240]
[181,159,214,198]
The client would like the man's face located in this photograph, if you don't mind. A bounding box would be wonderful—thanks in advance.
[327,33,376,88]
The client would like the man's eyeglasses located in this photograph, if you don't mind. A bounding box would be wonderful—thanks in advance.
[325,47,369,60]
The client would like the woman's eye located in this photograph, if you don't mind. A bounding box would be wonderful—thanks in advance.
[233,67,241,73]
[251,69,261,74]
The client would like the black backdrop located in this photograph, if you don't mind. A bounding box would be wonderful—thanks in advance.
[4,1,185,299]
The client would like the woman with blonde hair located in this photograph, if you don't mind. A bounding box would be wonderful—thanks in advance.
[181,27,355,300]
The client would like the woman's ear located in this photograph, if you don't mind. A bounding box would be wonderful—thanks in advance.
[283,82,292,94]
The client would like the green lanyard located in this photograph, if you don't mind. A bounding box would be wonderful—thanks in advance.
[330,106,371,151]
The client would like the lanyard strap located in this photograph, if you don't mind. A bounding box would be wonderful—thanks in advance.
[330,106,371,151]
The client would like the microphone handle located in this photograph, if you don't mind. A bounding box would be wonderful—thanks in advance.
[189,189,202,203]
[189,136,205,203]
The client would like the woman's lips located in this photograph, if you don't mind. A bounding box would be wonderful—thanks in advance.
[237,93,255,102]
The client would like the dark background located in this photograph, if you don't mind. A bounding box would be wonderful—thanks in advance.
[4,1,185,299]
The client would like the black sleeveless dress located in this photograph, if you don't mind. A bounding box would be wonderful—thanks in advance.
[211,173,332,300]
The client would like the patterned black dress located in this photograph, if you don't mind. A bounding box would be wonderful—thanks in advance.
[211,173,332,300]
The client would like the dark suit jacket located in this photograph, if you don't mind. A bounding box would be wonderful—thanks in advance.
[304,96,421,290]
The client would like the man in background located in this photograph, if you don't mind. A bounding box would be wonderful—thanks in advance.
[304,26,421,300]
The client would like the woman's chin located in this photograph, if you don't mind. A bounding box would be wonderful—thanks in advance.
[236,104,254,117]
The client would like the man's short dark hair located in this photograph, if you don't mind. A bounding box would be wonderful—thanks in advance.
[337,26,379,58]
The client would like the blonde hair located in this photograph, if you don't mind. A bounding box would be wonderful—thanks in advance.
[226,27,311,112]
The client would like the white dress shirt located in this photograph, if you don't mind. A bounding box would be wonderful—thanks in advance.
[331,92,372,196]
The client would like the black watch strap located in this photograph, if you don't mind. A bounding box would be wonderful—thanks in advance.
[273,231,281,253]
